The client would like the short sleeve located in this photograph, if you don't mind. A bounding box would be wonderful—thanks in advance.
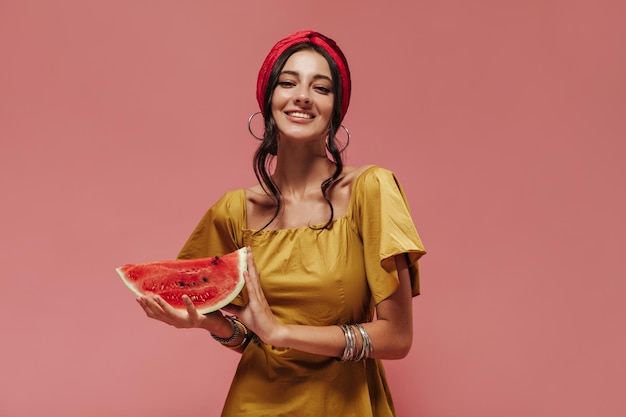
[352,167,426,303]
[177,190,247,306]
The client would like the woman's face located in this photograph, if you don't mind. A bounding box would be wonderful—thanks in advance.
[271,49,335,144]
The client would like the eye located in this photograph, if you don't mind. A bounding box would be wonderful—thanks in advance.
[278,81,296,88]
[314,86,331,94]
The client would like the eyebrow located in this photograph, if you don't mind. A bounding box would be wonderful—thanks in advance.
[280,70,333,83]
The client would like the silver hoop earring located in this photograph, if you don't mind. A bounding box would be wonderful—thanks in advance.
[339,124,350,152]
[247,111,264,141]
[328,124,351,152]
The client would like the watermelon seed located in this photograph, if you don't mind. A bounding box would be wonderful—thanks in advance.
[202,277,208,282]
[178,281,185,287]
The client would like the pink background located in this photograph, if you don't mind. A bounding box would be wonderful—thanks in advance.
[1,1,625,416]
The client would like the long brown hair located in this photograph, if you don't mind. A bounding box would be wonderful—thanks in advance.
[252,43,346,231]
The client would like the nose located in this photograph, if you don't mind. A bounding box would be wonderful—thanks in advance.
[294,88,311,105]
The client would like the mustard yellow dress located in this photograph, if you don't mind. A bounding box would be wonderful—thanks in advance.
[178,166,426,417]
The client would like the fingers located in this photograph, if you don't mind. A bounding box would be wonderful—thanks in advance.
[136,294,200,328]
[244,250,262,295]
[136,295,165,319]
[182,294,200,319]
[242,253,270,316]
[243,270,262,302]
[246,247,259,277]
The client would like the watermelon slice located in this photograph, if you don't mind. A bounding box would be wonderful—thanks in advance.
[116,247,247,314]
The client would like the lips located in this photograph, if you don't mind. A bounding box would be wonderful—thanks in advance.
[285,111,314,119]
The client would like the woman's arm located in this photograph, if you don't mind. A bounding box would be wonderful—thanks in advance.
[138,250,415,359]
[136,294,248,351]
[233,250,414,360]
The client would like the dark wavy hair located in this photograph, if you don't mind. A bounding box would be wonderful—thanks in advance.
[253,42,346,231]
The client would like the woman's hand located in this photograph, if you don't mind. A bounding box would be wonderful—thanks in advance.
[136,293,222,330]
[223,248,287,346]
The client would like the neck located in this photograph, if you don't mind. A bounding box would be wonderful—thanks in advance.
[272,142,336,198]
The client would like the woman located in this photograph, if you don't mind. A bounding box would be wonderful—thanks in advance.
[137,30,426,416]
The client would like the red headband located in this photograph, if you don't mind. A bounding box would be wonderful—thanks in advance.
[256,30,351,121]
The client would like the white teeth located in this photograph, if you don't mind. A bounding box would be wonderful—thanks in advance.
[287,112,313,119]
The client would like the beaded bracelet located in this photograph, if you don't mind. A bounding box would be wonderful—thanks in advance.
[210,315,240,345]
[227,317,250,349]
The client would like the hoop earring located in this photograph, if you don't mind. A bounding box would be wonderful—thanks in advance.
[339,125,350,151]
[327,124,351,152]
[247,112,264,141]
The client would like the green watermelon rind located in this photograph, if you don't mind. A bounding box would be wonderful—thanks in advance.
[116,247,248,314]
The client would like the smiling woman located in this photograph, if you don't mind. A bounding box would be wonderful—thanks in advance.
[271,50,335,150]
[272,50,335,144]
[135,30,426,417]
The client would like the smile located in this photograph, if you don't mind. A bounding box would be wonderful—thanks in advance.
[286,111,314,119]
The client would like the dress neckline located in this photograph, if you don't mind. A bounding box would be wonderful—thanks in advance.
[241,165,378,234]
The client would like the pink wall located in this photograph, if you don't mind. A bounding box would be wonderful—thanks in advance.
[1,1,625,416]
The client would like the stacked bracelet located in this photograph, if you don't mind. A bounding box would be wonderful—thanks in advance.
[211,315,253,350]
[228,317,251,349]
[337,323,374,362]
[211,315,240,344]
[340,324,357,361]
[354,323,374,360]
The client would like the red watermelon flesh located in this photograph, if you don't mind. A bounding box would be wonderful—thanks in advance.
[116,247,247,314]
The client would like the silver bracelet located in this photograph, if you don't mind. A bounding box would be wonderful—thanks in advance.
[338,324,356,362]
[346,325,357,361]
[210,315,239,345]
[338,323,374,362]
[354,323,374,360]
